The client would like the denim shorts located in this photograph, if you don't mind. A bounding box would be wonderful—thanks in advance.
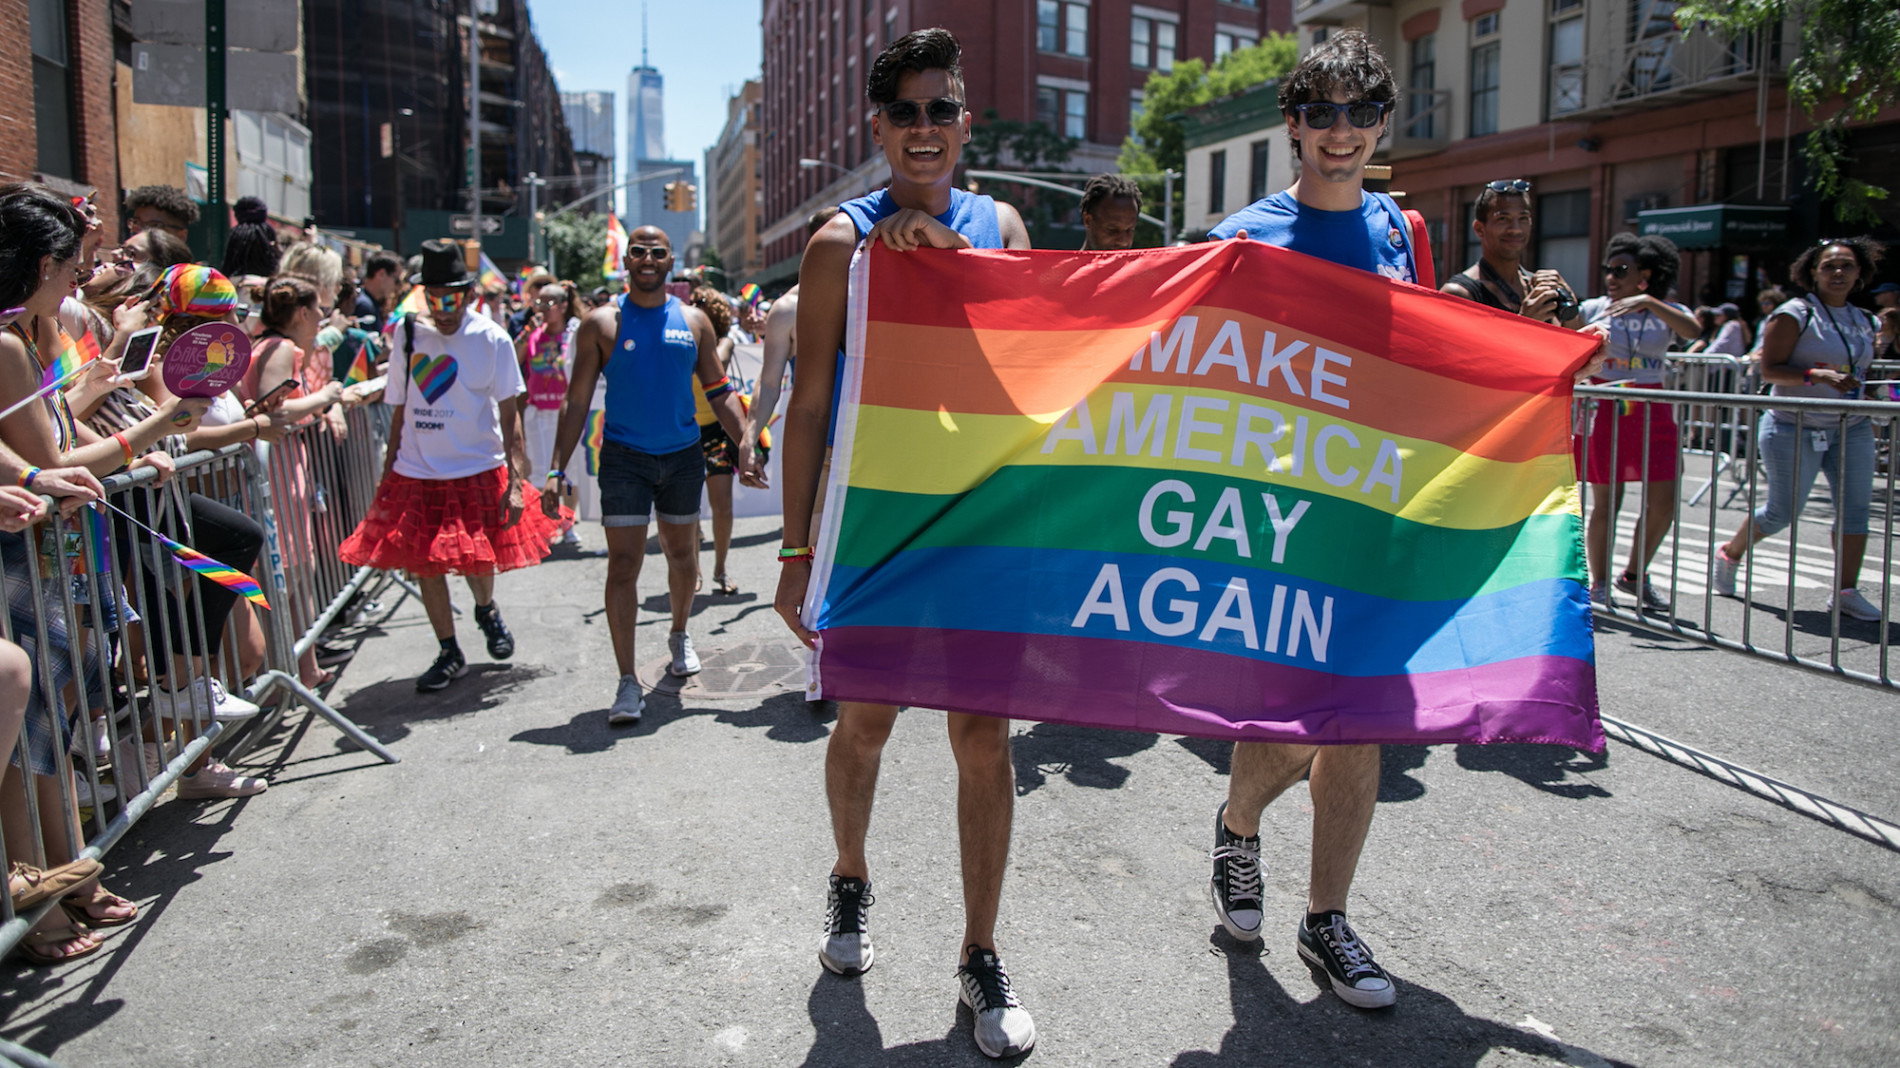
[1752,411,1873,537]
[598,440,704,526]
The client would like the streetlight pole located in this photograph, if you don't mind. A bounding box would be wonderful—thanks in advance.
[799,157,871,197]
[467,0,482,257]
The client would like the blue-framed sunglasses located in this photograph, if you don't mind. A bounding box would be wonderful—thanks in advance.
[1293,100,1391,129]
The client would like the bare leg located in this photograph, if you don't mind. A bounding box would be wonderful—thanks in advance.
[417,575,457,642]
[1583,482,1620,586]
[1720,517,1764,562]
[464,572,496,609]
[707,473,734,581]
[1304,744,1380,914]
[1224,741,1318,836]
[603,525,648,676]
[657,520,698,633]
[947,712,1014,958]
[827,702,898,880]
[1628,478,1678,577]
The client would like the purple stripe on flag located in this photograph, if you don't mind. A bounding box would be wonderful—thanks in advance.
[815,627,1603,751]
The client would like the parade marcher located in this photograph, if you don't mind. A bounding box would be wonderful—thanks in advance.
[1079,173,1141,251]
[1441,179,1582,327]
[772,28,1037,1060]
[515,280,587,547]
[1574,233,1700,610]
[740,210,839,473]
[339,240,563,691]
[546,228,760,726]
[1712,237,1892,621]
[687,285,757,594]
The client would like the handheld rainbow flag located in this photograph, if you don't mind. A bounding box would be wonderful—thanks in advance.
[737,283,763,311]
[339,331,377,386]
[807,242,1604,750]
[602,213,628,278]
[477,251,508,292]
[96,501,269,609]
[392,284,429,322]
[38,322,99,390]
[582,409,606,476]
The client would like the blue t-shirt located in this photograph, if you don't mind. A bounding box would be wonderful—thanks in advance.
[1208,190,1418,283]
[829,187,1005,442]
[603,294,700,455]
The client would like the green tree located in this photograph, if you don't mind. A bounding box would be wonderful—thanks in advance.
[544,212,609,292]
[1676,0,1900,225]
[1117,35,1300,228]
[964,111,1086,248]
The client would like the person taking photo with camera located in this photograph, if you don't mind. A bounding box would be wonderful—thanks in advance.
[1442,179,1583,328]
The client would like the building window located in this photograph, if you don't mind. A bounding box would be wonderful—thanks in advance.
[29,0,75,178]
[1549,0,1585,116]
[1040,1,1088,56]
[1209,149,1226,215]
[1130,90,1146,133]
[1407,34,1436,140]
[1247,139,1272,201]
[1215,30,1257,60]
[1065,3,1089,57]
[1132,15,1176,71]
[1038,1,1060,52]
[1469,13,1501,137]
[1064,90,1088,139]
[1536,189,1592,293]
[1036,86,1060,129]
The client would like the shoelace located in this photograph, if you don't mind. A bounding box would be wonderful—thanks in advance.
[1211,840,1263,904]
[826,881,873,935]
[960,952,1021,1011]
[1317,917,1379,979]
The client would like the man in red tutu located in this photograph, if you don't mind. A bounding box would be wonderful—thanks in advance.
[341,240,565,691]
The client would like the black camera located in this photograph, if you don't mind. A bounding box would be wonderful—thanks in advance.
[1550,288,1579,322]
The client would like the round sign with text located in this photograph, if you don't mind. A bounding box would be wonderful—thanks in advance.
[162,321,252,398]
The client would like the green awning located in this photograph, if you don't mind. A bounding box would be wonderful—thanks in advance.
[1637,204,1789,250]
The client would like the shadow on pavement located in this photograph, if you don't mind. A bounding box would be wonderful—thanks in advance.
[1011,722,1159,796]
[800,974,1026,1066]
[511,689,829,753]
[1379,745,1430,803]
[332,662,553,747]
[1171,931,1634,1067]
[1454,744,1611,800]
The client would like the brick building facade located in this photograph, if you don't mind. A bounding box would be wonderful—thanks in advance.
[4,0,122,234]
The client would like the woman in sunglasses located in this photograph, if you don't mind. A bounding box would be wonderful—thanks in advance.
[1574,232,1700,612]
[516,280,589,547]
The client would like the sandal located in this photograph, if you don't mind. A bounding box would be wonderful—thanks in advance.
[62,884,138,928]
[8,859,102,913]
[14,917,102,966]
[712,573,740,596]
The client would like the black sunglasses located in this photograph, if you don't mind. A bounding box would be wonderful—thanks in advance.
[626,245,671,261]
[1293,100,1390,129]
[1601,263,1633,278]
[1485,179,1531,193]
[880,98,965,128]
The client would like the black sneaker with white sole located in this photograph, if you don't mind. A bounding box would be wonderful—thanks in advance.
[475,604,514,659]
[1210,802,1264,941]
[1296,911,1396,1008]
[819,874,874,977]
[416,646,467,692]
[956,945,1036,1059]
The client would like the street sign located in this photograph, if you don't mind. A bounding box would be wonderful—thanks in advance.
[450,215,505,236]
[129,0,298,51]
[133,43,299,112]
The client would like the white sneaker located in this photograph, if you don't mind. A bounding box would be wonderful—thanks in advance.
[1711,548,1739,597]
[149,677,260,724]
[175,760,268,799]
[607,675,644,726]
[667,631,700,677]
[1829,588,1883,622]
[73,775,115,808]
[560,526,584,549]
[957,946,1036,1059]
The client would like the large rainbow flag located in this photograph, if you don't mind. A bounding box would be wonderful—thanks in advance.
[806,242,1604,749]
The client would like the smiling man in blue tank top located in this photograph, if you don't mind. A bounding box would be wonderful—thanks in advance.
[547,226,760,726]
[772,28,1037,1061]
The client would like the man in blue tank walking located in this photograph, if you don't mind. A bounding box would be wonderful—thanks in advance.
[547,226,760,727]
[771,28,1038,1060]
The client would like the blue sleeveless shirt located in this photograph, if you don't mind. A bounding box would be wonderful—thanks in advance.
[604,294,700,455]
[830,188,1004,441]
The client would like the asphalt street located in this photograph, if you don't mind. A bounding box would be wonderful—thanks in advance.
[2,515,1895,1067]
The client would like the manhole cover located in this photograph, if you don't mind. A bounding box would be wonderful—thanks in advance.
[639,639,809,699]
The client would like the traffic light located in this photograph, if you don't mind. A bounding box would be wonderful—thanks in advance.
[663,181,698,213]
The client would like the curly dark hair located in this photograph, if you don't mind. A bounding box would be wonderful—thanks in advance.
[1602,232,1678,298]
[0,182,87,310]
[1790,236,1884,294]
[123,184,201,227]
[867,28,963,106]
[221,196,280,279]
[1082,174,1142,217]
[1278,30,1397,160]
[689,284,733,338]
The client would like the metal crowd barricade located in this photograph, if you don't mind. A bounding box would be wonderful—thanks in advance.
[0,418,399,973]
[1664,353,1749,506]
[1574,383,1900,689]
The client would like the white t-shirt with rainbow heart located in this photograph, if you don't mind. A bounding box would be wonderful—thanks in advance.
[384,311,526,481]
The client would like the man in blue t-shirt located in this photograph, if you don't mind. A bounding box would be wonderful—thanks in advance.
[772,28,1038,1062]
[547,226,760,726]
[1205,30,1410,1012]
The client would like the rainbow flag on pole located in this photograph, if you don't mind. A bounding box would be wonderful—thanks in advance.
[602,213,628,278]
[477,250,507,292]
[805,242,1604,749]
[159,534,270,609]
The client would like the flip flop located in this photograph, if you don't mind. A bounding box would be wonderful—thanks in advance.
[14,918,102,966]
[62,885,138,928]
[713,574,740,596]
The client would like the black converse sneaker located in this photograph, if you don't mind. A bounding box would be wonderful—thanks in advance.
[819,874,875,976]
[475,604,515,659]
[1297,911,1396,1008]
[416,646,467,692]
[956,945,1036,1059]
[1210,802,1264,941]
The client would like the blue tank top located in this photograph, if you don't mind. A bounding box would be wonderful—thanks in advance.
[603,294,700,455]
[829,188,1004,442]
[1208,190,1418,284]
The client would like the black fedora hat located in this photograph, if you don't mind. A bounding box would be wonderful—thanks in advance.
[414,239,472,288]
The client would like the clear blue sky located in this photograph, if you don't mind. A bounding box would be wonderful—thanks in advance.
[527,0,763,220]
